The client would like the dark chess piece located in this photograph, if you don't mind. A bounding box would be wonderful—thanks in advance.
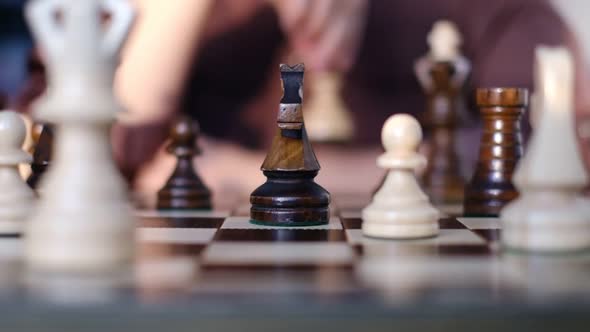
[27,123,53,190]
[157,116,211,210]
[250,64,331,226]
[416,60,469,204]
[463,88,528,216]
[415,47,470,205]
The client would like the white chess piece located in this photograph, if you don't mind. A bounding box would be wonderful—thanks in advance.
[0,111,36,234]
[26,0,134,121]
[25,0,136,271]
[362,114,439,239]
[501,46,590,252]
[415,20,471,93]
[304,72,354,142]
[427,20,462,62]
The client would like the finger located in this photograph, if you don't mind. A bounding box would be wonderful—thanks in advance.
[303,0,336,39]
[274,0,311,33]
[308,17,356,71]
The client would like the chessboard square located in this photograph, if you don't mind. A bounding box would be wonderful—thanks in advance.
[214,229,346,242]
[139,217,225,229]
[221,216,343,230]
[472,229,502,243]
[345,229,486,246]
[352,243,491,257]
[138,228,218,244]
[201,242,355,267]
[457,217,501,230]
[438,217,467,229]
[135,209,230,219]
[341,218,363,229]
[137,243,208,258]
[437,245,492,256]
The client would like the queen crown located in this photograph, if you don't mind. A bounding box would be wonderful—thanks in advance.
[26,0,134,120]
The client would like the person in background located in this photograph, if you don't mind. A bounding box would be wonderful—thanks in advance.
[14,0,585,197]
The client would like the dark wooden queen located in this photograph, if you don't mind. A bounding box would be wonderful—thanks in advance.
[415,58,470,205]
[250,64,330,226]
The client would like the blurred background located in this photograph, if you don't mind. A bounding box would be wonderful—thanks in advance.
[1,0,589,206]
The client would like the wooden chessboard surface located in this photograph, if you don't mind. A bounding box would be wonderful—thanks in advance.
[0,193,589,331]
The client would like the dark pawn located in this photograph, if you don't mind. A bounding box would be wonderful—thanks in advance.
[250,64,330,226]
[157,116,211,210]
[463,88,528,216]
[27,123,53,190]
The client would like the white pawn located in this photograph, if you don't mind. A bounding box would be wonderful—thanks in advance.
[362,114,439,239]
[501,46,590,252]
[0,111,36,234]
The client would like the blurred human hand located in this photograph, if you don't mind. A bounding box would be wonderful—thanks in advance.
[270,0,368,72]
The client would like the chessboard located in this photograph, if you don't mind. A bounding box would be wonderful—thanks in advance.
[126,193,589,299]
[0,193,587,331]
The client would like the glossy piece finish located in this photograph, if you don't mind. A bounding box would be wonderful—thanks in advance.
[250,64,330,226]
[157,116,212,210]
[464,88,528,216]
[416,60,469,204]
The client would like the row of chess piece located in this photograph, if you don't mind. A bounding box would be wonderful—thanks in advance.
[239,44,590,254]
[362,45,590,254]
[302,20,506,212]
[3,0,589,276]
[12,43,586,256]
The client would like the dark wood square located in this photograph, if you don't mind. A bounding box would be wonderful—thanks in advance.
[472,229,502,243]
[138,243,208,258]
[214,229,347,242]
[341,218,363,229]
[139,217,225,229]
[438,217,467,229]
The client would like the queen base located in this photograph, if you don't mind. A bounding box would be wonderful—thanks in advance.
[362,207,439,239]
[26,206,134,272]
